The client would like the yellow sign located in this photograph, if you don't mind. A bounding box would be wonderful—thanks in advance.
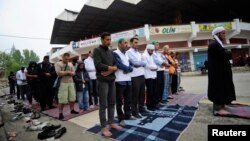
[199,22,232,31]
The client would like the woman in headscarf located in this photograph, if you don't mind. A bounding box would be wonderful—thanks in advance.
[207,26,236,114]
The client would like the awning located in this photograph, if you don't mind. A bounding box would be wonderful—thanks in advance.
[50,0,249,44]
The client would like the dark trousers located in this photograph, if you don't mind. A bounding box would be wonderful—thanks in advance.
[18,85,27,100]
[131,75,145,115]
[116,83,132,122]
[156,71,164,102]
[145,78,157,109]
[171,74,178,94]
[16,84,20,97]
[27,82,39,104]
[88,79,98,105]
[97,80,116,128]
[9,83,15,95]
[39,81,54,110]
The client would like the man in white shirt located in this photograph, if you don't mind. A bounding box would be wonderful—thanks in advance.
[152,41,169,107]
[84,51,98,106]
[126,37,148,118]
[16,67,28,100]
[142,44,158,111]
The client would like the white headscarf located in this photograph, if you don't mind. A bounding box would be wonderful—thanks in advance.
[146,44,155,50]
[144,44,155,57]
[212,26,225,47]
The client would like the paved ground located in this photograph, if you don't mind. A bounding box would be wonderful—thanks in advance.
[0,71,250,141]
[181,71,250,97]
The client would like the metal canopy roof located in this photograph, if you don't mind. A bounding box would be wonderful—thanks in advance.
[50,0,249,44]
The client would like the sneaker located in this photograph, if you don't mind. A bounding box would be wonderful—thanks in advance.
[58,113,64,120]
[70,110,79,114]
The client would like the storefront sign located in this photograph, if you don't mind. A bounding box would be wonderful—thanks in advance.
[78,37,101,48]
[111,28,145,41]
[150,25,192,35]
[199,22,232,31]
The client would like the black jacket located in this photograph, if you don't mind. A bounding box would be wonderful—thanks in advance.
[37,62,56,83]
[74,70,90,92]
[93,45,116,82]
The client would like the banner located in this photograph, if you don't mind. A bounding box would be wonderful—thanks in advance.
[111,28,145,41]
[199,22,232,31]
[150,25,192,35]
[78,37,101,48]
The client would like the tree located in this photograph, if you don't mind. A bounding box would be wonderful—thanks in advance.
[0,52,10,68]
[12,49,24,65]
[22,49,39,66]
[0,47,40,77]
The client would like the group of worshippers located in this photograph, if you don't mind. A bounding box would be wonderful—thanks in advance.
[90,32,182,137]
[8,26,237,138]
[8,54,99,118]
[9,57,57,111]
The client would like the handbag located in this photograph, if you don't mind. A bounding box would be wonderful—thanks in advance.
[53,64,68,89]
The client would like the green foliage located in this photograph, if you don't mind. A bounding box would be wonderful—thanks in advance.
[0,47,40,77]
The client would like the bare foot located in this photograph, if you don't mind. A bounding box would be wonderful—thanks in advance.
[110,123,123,131]
[101,127,112,137]
[214,109,230,115]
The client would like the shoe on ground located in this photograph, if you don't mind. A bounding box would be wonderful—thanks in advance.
[43,124,61,132]
[55,127,67,139]
[37,129,56,140]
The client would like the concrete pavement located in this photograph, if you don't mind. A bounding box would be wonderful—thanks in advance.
[0,71,250,141]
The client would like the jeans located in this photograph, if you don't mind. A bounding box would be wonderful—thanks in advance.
[77,88,89,110]
[162,71,169,101]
